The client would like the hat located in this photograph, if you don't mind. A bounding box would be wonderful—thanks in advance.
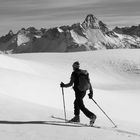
[72,61,80,68]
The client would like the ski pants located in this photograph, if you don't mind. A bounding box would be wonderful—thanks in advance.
[73,88,95,118]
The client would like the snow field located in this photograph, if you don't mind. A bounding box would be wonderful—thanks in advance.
[0,49,140,139]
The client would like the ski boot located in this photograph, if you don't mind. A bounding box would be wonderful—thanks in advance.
[68,115,80,123]
[89,115,96,126]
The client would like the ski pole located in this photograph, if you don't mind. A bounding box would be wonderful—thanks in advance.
[61,87,67,122]
[91,98,117,128]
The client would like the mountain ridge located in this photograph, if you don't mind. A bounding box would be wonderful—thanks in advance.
[0,14,140,54]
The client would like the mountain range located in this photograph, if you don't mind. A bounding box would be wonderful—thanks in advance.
[0,14,140,54]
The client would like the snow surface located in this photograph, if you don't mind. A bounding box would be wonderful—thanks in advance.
[17,32,30,46]
[0,49,140,140]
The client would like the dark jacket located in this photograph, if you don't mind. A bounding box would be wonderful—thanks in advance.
[64,69,93,92]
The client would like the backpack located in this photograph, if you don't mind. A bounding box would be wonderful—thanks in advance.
[77,70,90,91]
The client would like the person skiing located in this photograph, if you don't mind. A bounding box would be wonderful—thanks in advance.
[60,61,96,126]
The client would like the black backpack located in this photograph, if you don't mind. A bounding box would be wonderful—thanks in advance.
[77,70,90,91]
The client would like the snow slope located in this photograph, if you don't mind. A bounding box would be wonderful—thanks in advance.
[0,49,140,139]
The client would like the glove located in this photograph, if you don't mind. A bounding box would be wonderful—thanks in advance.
[60,82,65,87]
[88,91,93,99]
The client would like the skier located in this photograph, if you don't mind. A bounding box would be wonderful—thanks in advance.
[60,61,96,126]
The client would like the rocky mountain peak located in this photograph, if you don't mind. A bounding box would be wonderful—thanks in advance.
[8,30,14,36]
[81,14,110,34]
[0,30,14,43]
[81,14,99,29]
[85,14,98,23]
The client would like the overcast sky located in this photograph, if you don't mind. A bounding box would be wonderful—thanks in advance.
[0,0,140,35]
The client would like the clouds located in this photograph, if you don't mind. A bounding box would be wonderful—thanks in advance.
[0,0,140,35]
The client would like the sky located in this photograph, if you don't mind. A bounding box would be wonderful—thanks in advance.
[0,0,140,35]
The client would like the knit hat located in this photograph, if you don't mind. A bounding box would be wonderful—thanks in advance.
[72,61,80,68]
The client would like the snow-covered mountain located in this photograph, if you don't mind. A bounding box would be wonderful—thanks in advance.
[113,25,140,37]
[0,14,140,53]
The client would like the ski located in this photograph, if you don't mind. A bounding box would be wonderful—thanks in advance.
[50,115,140,137]
[44,121,84,127]
[51,115,140,137]
[51,115,101,128]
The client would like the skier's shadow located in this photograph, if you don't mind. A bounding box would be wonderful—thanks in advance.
[0,120,46,124]
[0,120,82,127]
